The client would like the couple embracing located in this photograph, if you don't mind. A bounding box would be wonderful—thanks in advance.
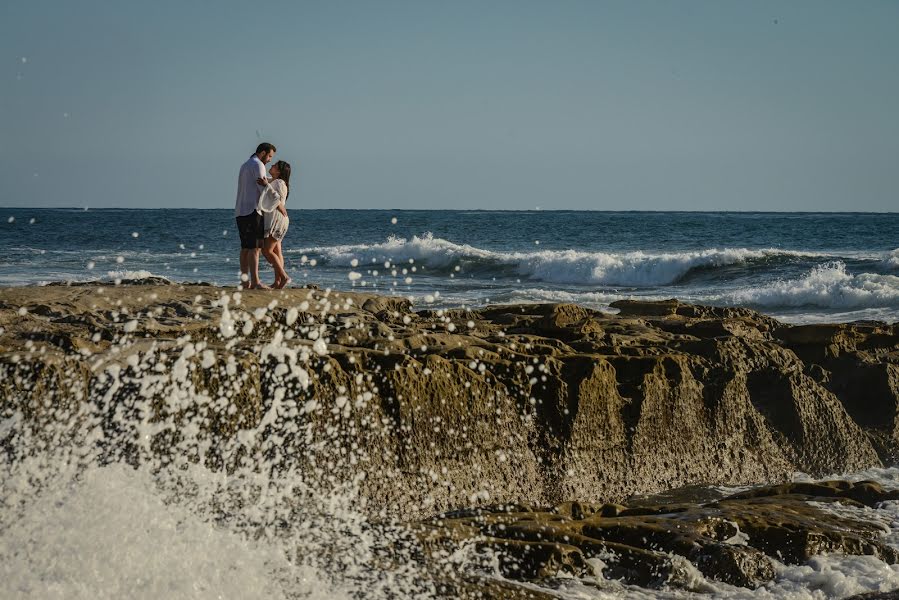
[234,142,292,289]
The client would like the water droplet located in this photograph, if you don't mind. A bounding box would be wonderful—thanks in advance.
[131,232,139,238]
[391,217,397,224]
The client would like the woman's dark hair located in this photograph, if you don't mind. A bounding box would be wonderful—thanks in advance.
[274,160,291,197]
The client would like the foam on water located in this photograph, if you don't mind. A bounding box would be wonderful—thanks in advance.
[299,233,825,287]
[0,464,321,600]
[887,249,899,269]
[729,261,899,310]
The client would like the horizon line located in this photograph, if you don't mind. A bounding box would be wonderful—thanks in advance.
[2,207,898,215]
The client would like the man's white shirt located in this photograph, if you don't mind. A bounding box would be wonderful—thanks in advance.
[235,155,266,217]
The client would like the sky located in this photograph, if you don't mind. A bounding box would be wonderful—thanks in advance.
[2,0,897,211]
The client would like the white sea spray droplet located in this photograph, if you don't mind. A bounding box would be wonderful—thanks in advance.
[86,261,95,270]
[350,258,359,267]
[219,299,236,338]
[201,350,216,369]
[116,256,124,264]
[7,217,14,223]
[131,232,139,238]
[348,272,362,281]
[313,338,328,356]
[286,307,299,326]
[123,320,138,333]
[391,217,397,224]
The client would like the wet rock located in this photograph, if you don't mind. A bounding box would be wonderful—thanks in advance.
[422,482,896,590]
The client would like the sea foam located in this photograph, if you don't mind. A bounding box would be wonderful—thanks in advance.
[296,233,821,287]
[730,262,899,310]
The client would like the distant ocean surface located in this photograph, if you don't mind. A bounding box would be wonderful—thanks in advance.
[2,209,898,324]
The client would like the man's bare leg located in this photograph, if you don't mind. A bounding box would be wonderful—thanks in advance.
[251,247,270,289]
[239,249,252,288]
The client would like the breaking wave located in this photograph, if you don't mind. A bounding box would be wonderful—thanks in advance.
[730,262,899,310]
[293,233,823,288]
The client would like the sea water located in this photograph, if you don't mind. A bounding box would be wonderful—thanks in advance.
[2,210,899,599]
[2,209,898,324]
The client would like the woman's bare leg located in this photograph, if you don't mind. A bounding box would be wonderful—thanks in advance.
[273,241,291,288]
[262,237,288,287]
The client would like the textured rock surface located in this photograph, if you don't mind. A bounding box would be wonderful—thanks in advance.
[1,284,898,520]
[421,480,899,590]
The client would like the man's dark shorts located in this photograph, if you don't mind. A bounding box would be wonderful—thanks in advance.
[236,212,264,249]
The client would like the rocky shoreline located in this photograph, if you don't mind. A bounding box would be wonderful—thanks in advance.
[2,281,898,593]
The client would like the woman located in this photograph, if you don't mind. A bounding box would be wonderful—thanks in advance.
[257,160,291,288]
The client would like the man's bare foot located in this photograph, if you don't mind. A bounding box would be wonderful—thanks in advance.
[274,277,292,290]
[253,282,272,290]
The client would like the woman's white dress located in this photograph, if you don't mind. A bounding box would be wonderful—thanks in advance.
[259,179,289,241]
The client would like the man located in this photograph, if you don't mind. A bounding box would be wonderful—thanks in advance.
[235,143,276,288]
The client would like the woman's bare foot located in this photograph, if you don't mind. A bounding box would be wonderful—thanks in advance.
[274,277,292,289]
[253,282,272,290]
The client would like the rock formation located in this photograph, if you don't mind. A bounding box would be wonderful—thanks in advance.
[2,283,898,592]
[1,285,897,516]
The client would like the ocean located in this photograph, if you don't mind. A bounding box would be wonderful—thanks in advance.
[2,209,899,324]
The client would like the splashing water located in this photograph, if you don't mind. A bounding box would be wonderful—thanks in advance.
[0,290,441,600]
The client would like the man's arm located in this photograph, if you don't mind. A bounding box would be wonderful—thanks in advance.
[255,160,267,190]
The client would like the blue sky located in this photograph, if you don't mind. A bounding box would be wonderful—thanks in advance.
[2,0,897,210]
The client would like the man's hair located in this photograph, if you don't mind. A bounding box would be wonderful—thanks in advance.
[255,142,276,155]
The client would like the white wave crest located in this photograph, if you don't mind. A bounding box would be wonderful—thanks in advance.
[886,248,899,269]
[293,233,817,288]
[104,270,168,282]
[731,262,899,310]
